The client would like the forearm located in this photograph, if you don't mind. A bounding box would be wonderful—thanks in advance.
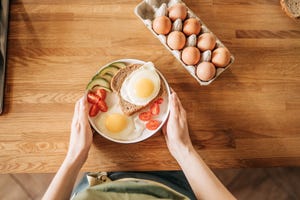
[176,146,236,200]
[43,97,92,200]
[42,156,85,200]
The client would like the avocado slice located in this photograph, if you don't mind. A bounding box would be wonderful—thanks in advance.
[86,78,112,92]
[101,74,113,82]
[99,65,119,76]
[111,62,126,69]
[88,62,126,92]
[92,72,113,82]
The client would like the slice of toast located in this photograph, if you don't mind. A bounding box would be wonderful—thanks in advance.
[111,63,166,116]
[280,0,300,20]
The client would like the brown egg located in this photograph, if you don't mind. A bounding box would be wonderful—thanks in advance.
[197,33,216,51]
[181,47,201,65]
[167,31,186,50]
[196,62,216,81]
[212,47,231,68]
[152,16,172,35]
[168,3,187,21]
[183,18,201,36]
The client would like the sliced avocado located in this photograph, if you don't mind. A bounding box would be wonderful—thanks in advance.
[92,72,113,81]
[86,78,112,92]
[99,65,119,76]
[111,62,126,69]
[101,74,113,82]
[92,85,111,92]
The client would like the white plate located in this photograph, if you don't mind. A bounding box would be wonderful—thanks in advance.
[87,59,171,143]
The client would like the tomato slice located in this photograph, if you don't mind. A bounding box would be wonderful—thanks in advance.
[139,111,152,121]
[89,104,100,117]
[97,100,108,112]
[150,102,160,115]
[87,92,99,104]
[95,89,106,100]
[146,120,161,130]
[154,97,164,104]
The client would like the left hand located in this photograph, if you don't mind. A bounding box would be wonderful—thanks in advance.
[66,96,93,165]
[42,97,93,200]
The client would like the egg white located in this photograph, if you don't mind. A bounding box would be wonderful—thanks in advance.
[94,104,144,140]
[120,62,161,106]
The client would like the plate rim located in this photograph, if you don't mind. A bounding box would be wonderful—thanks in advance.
[87,58,171,144]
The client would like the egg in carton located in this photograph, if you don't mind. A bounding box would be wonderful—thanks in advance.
[135,0,235,85]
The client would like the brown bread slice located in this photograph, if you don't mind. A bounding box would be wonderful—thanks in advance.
[111,63,166,116]
[280,0,300,20]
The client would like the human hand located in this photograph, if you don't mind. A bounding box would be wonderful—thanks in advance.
[65,96,93,166]
[162,91,194,162]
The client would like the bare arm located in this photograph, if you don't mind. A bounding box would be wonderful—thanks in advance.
[43,97,93,200]
[163,92,236,200]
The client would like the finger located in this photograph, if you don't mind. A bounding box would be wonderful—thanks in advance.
[171,93,180,119]
[162,117,169,136]
[173,92,182,110]
[74,98,80,117]
[82,96,89,116]
[170,87,175,94]
[173,92,185,117]
[171,92,178,110]
[80,96,93,135]
[181,107,187,119]
[80,96,89,121]
[78,97,85,120]
[162,121,169,145]
[83,100,91,129]
[169,94,175,119]
[72,99,80,127]
[80,98,91,131]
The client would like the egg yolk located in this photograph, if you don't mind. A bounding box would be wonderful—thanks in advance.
[105,114,127,133]
[135,78,154,98]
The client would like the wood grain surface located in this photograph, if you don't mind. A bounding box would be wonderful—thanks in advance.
[0,0,299,173]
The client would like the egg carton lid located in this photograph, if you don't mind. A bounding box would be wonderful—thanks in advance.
[134,0,235,86]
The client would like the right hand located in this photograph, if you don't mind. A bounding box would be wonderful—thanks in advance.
[162,91,194,161]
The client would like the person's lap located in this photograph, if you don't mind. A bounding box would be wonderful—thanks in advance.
[72,170,196,200]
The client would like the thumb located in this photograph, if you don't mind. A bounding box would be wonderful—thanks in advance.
[162,121,167,136]
[162,114,169,135]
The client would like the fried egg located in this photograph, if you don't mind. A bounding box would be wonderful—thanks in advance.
[95,104,144,140]
[120,62,161,106]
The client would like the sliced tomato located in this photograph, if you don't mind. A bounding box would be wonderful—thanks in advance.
[139,111,152,121]
[146,120,161,130]
[154,97,164,104]
[95,88,106,100]
[97,100,108,112]
[87,92,99,104]
[89,104,100,117]
[150,102,160,115]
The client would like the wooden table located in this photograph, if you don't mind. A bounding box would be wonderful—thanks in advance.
[1,0,299,173]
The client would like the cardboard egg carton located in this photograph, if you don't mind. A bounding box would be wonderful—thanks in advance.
[135,0,235,85]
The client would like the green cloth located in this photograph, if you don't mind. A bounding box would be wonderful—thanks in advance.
[73,179,189,200]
